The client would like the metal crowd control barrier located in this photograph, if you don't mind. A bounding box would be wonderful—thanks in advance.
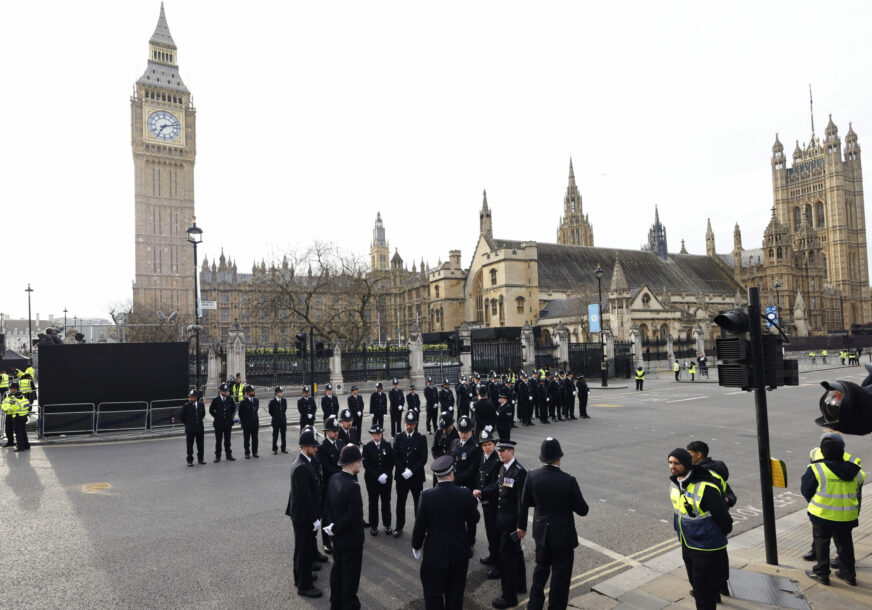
[96,401,148,434]
[149,399,188,430]
[40,403,97,437]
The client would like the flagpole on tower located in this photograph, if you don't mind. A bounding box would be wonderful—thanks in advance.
[809,84,815,133]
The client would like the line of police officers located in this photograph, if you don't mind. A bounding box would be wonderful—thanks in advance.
[2,365,36,451]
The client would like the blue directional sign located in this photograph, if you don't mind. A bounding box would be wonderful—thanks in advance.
[765,305,778,327]
[588,303,601,333]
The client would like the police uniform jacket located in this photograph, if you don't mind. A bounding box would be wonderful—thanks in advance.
[338,426,360,446]
[347,393,365,419]
[411,482,479,569]
[478,450,502,501]
[432,427,459,459]
[423,385,439,408]
[318,438,343,492]
[238,396,260,429]
[576,378,589,401]
[268,397,288,426]
[209,395,236,429]
[520,464,590,550]
[369,391,387,418]
[473,398,496,431]
[393,430,428,483]
[298,396,317,425]
[438,387,455,411]
[180,400,206,433]
[321,394,340,420]
[496,400,514,429]
[389,388,405,412]
[456,382,470,412]
[562,377,575,401]
[503,384,516,406]
[362,438,394,481]
[406,392,421,413]
[516,380,532,407]
[487,380,499,404]
[481,459,526,532]
[286,452,321,522]
[326,471,365,550]
[450,437,481,489]
[547,380,562,404]
[534,383,549,408]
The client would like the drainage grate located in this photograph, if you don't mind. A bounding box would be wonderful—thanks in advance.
[728,569,810,610]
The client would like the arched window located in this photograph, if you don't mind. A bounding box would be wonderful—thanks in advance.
[434,285,440,299]
[542,330,552,345]
[473,272,484,322]
[769,249,774,259]
[660,324,669,340]
[638,323,649,342]
[777,247,783,259]
[804,204,812,225]
[822,253,828,279]
[808,251,815,263]
[499,296,505,324]
[489,269,497,286]
[491,299,498,316]
[794,207,801,231]
[816,202,825,227]
[642,294,651,308]
[516,296,525,314]
[484,298,490,323]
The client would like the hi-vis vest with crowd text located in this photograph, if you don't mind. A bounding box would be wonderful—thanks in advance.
[807,462,865,522]
[670,480,728,551]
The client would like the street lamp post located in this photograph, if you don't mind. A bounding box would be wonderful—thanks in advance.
[772,280,781,328]
[595,264,607,387]
[186,218,204,397]
[25,284,34,357]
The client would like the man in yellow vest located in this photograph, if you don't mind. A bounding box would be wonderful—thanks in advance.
[689,362,697,382]
[0,369,9,399]
[231,373,245,404]
[668,448,732,608]
[635,366,645,391]
[809,351,817,364]
[821,349,828,364]
[801,433,864,586]
[673,360,680,382]
[2,370,14,448]
[1,382,31,451]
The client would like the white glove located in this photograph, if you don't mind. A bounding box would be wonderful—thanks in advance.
[448,406,454,411]
[323,523,335,536]
[573,391,577,396]
[402,468,413,480]
[546,398,550,402]
[412,548,422,561]
[529,396,533,401]
[313,519,321,532]
[357,411,362,417]
[308,414,313,419]
[378,473,388,484]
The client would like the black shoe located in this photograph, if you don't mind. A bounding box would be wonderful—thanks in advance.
[831,557,841,570]
[492,597,518,609]
[393,529,402,539]
[582,415,591,419]
[528,421,535,425]
[227,456,236,461]
[281,449,288,453]
[245,455,251,459]
[297,587,322,598]
[487,569,501,580]
[214,456,221,463]
[13,448,25,452]
[253,454,259,458]
[720,583,730,597]
[315,553,329,563]
[803,550,816,561]
[385,528,393,536]
[835,571,857,586]
[480,556,495,566]
[805,570,830,585]
[323,543,333,554]
[1,443,13,448]
[187,463,194,467]
[198,460,206,465]
[273,450,278,455]
[370,528,378,536]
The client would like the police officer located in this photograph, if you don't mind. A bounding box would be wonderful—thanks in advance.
[563,371,576,420]
[520,437,590,610]
[231,372,245,404]
[411,455,480,610]
[17,369,34,406]
[298,386,317,430]
[393,410,428,538]
[474,384,497,438]
[482,439,527,608]
[268,386,288,454]
[456,375,471,417]
[362,425,394,536]
[535,377,550,424]
[369,382,387,431]
[423,377,439,433]
[323,444,365,610]
[180,389,206,466]
[406,384,421,425]
[432,412,459,474]
[321,383,340,423]
[450,415,481,490]
[515,371,531,426]
[635,366,645,391]
[389,378,405,437]
[337,409,360,446]
[576,374,590,419]
[287,428,323,599]
[487,371,499,404]
[438,379,455,416]
[546,372,562,422]
[347,384,365,433]
[1,382,30,452]
[473,429,502,568]
[2,371,15,448]
[238,384,260,459]
[209,383,236,462]
[501,375,517,428]
[0,368,9,400]
[689,362,697,381]
[496,388,515,442]
[318,416,343,554]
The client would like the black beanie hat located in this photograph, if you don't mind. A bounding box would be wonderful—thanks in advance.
[669,448,693,471]
[820,434,846,461]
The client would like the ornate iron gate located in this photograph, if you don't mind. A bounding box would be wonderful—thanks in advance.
[471,342,522,375]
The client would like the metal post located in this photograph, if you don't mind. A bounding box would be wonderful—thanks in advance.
[309,327,315,390]
[748,286,778,565]
[596,268,608,387]
[194,238,201,396]
[25,284,33,357]
[63,308,68,330]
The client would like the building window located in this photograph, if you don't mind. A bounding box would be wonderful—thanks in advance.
[642,294,651,308]
[220,309,230,322]
[793,207,801,231]
[220,293,229,303]
[516,296,525,314]
[473,272,484,322]
[816,202,825,227]
[499,296,505,324]
[491,299,498,316]
[777,247,782,259]
[490,269,497,285]
[434,285,440,298]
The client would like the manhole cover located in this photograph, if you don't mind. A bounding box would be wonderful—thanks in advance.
[729,569,809,610]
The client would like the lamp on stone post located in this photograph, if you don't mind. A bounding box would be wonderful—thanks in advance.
[25,284,34,358]
[63,308,68,331]
[186,218,204,397]
[595,264,607,387]
[772,279,781,328]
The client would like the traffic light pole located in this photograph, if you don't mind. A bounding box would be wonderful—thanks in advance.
[309,327,315,391]
[748,287,778,565]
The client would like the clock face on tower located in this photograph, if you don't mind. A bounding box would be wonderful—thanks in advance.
[146,110,182,141]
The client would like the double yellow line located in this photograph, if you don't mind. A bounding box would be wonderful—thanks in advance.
[516,536,680,607]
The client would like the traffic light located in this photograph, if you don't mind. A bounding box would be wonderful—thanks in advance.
[295,332,307,358]
[817,377,872,436]
[715,307,754,390]
[315,342,325,358]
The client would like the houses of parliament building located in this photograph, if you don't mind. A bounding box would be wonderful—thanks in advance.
[129,5,869,347]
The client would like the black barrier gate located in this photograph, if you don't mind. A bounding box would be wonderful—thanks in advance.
[423,345,461,383]
[673,338,696,360]
[614,341,633,379]
[343,345,410,383]
[568,343,603,378]
[245,348,329,388]
[642,338,668,362]
[471,342,522,375]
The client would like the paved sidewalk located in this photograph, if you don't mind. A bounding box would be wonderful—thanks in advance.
[569,507,872,609]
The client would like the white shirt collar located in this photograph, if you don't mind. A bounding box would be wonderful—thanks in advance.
[505,458,516,469]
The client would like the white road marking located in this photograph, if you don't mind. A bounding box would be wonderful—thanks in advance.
[665,396,705,403]
[527,516,639,566]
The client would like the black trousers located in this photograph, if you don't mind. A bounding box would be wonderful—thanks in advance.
[389,409,402,436]
[371,413,384,430]
[635,379,644,390]
[547,400,556,419]
[578,397,588,418]
[364,475,392,529]
[292,518,316,591]
[497,425,511,442]
[4,413,15,445]
[214,427,232,457]
[681,546,722,610]
[425,406,438,431]
[499,530,526,602]
[528,544,574,610]
[539,402,549,422]
[482,505,500,563]
[242,425,259,456]
[421,559,468,610]
[812,520,855,577]
[330,546,363,610]
[185,430,204,463]
[395,477,423,531]
[272,424,287,451]
[13,417,29,450]
[565,396,575,419]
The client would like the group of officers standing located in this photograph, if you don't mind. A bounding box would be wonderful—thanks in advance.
[1,364,36,452]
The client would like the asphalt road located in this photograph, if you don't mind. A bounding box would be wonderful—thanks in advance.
[2,367,870,609]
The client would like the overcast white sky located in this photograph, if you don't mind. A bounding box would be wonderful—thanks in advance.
[2,0,871,321]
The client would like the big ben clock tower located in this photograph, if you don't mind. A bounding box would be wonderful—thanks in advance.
[131,3,196,315]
